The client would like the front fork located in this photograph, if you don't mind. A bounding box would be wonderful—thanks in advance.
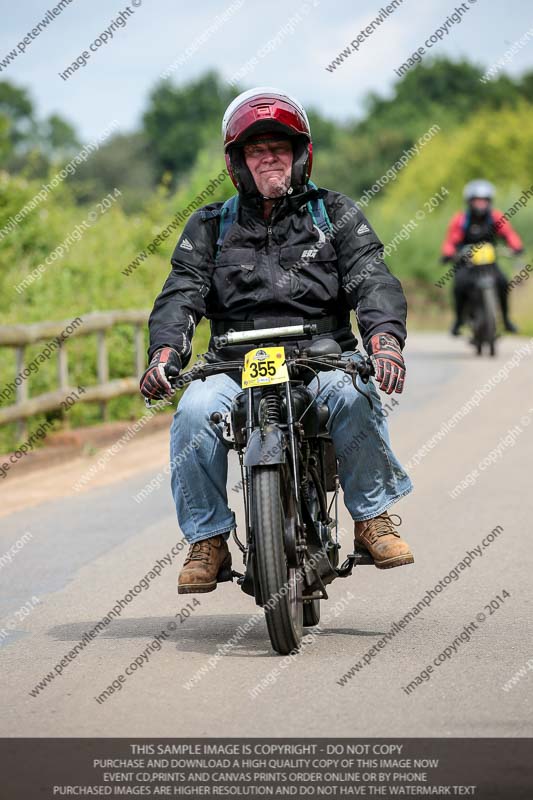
[244,386,254,539]
[242,384,304,558]
[284,381,301,510]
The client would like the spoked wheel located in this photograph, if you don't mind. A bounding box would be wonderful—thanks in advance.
[253,464,303,655]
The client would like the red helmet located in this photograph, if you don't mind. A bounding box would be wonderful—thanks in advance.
[222,87,313,195]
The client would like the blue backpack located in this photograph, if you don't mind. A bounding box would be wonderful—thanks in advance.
[216,181,333,252]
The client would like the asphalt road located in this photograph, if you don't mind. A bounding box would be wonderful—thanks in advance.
[1,333,532,737]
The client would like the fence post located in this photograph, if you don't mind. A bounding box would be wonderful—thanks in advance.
[97,331,109,421]
[15,346,28,441]
[57,340,69,428]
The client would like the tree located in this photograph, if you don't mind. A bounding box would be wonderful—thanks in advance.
[315,57,531,200]
[0,80,80,172]
[518,70,533,103]
[0,114,12,164]
[307,108,338,153]
[40,114,80,160]
[0,81,35,150]
[143,71,238,181]
[68,131,157,211]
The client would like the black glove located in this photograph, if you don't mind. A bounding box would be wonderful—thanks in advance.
[140,347,181,400]
[369,333,406,395]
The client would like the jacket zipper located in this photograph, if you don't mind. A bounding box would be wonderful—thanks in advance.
[265,201,279,252]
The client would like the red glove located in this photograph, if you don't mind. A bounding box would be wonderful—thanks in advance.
[140,347,181,400]
[369,333,406,395]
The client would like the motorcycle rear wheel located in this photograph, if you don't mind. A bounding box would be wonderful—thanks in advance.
[303,599,321,627]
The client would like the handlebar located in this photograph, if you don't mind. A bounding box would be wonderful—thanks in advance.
[143,351,375,409]
[499,247,519,259]
[168,352,375,390]
[455,244,518,260]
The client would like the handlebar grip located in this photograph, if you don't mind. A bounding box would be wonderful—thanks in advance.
[355,358,375,385]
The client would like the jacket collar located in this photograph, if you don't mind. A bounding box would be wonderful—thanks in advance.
[238,185,326,224]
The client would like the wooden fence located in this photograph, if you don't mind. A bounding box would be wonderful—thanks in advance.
[0,310,149,437]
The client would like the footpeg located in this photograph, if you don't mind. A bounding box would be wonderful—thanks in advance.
[216,562,235,583]
[351,547,375,565]
[336,549,375,578]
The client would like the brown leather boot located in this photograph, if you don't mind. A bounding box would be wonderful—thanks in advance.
[178,535,231,594]
[353,512,414,569]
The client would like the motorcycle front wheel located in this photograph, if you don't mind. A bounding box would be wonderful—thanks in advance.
[482,284,499,357]
[252,464,303,655]
[472,283,498,356]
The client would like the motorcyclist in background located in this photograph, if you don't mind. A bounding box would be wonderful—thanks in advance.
[441,179,523,335]
[140,88,414,594]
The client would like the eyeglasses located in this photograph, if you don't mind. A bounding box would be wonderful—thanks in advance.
[243,140,292,159]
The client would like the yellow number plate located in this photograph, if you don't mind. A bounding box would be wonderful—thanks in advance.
[242,347,289,388]
[470,242,496,266]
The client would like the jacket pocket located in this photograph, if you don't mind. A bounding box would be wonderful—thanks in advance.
[212,248,262,306]
[279,242,340,307]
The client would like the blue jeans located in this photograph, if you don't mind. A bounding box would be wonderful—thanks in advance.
[170,351,413,543]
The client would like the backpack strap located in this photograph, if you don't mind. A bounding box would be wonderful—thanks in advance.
[216,195,239,252]
[216,186,334,253]
[306,180,333,237]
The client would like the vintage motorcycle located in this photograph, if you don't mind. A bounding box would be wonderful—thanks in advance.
[171,323,376,655]
[456,242,509,357]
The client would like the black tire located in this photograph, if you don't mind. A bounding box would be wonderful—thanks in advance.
[303,599,321,627]
[252,465,303,655]
[301,465,325,627]
[472,305,486,353]
[482,286,498,349]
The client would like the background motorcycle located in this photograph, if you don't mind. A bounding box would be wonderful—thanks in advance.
[456,243,517,357]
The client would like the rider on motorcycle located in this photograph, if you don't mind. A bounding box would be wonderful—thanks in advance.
[441,179,523,335]
[140,88,414,593]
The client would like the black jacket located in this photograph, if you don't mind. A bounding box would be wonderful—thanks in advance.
[148,186,407,366]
